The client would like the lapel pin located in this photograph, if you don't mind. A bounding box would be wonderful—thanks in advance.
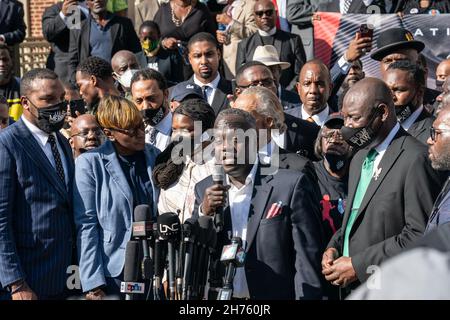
[373,167,382,181]
[291,122,297,128]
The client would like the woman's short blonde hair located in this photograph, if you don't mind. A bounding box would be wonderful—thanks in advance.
[96,95,143,130]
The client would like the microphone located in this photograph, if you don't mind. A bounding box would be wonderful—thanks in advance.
[194,216,214,299]
[181,218,199,300]
[120,241,145,300]
[152,223,163,300]
[133,205,153,281]
[212,165,225,232]
[217,237,246,300]
[157,212,181,300]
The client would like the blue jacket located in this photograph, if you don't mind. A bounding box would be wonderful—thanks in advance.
[0,120,74,297]
[73,140,159,292]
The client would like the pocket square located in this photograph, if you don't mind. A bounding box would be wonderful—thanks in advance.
[266,201,283,219]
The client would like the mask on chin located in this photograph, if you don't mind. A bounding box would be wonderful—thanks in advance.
[141,105,166,126]
[341,108,382,150]
[436,79,445,91]
[29,100,67,133]
[324,153,348,172]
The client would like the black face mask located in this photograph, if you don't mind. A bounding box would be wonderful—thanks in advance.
[436,79,445,91]
[324,153,348,172]
[29,100,67,134]
[395,103,413,123]
[341,108,382,149]
[141,105,165,126]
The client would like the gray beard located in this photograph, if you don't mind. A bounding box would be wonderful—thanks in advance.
[431,152,450,171]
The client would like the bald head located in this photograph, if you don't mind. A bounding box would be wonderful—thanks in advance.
[297,59,332,116]
[111,50,140,76]
[70,114,104,158]
[344,77,394,115]
[436,59,450,85]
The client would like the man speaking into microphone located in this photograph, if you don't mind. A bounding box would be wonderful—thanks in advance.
[193,108,324,300]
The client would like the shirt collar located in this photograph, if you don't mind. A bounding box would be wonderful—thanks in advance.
[401,105,423,131]
[301,105,330,126]
[258,27,277,37]
[374,122,400,154]
[21,115,55,146]
[153,111,172,135]
[193,73,221,90]
[225,158,259,190]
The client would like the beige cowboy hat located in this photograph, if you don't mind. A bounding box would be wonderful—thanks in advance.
[252,45,291,70]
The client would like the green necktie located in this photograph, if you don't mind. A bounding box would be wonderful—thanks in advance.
[343,149,379,257]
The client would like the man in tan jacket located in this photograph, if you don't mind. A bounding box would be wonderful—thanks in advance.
[216,0,258,80]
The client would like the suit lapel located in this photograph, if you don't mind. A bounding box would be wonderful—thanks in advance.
[341,148,369,230]
[144,145,159,217]
[14,120,69,200]
[274,30,283,56]
[110,16,120,51]
[246,169,273,252]
[102,141,134,210]
[0,1,9,23]
[211,78,227,115]
[354,132,406,222]
[81,18,91,59]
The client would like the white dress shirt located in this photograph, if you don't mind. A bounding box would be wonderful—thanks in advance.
[198,160,259,298]
[401,105,423,132]
[258,27,277,37]
[193,74,221,107]
[226,160,258,298]
[373,122,400,176]
[301,104,330,127]
[145,111,172,152]
[21,116,69,187]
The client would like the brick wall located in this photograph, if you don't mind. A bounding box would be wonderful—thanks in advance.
[29,0,59,38]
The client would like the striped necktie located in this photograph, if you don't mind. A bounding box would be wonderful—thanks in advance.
[343,0,353,14]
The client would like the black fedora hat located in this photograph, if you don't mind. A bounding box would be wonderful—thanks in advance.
[370,28,425,61]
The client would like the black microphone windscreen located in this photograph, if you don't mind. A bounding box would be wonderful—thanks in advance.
[157,212,181,241]
[134,204,151,222]
[212,165,225,183]
[123,241,140,282]
[197,216,214,245]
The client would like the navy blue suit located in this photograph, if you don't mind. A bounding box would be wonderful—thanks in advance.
[0,120,74,298]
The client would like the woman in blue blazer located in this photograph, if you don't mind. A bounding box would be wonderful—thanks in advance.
[73,95,159,300]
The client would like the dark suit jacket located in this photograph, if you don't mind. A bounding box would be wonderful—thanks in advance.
[42,3,87,83]
[0,120,75,297]
[193,165,324,299]
[316,0,399,13]
[236,29,306,90]
[283,112,320,160]
[175,76,232,115]
[68,14,142,82]
[328,128,444,286]
[0,0,26,45]
[408,108,434,145]
[280,87,301,111]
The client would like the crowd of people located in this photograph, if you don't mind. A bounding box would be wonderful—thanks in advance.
[0,0,450,300]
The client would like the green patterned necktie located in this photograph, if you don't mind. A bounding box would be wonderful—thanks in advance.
[343,149,379,257]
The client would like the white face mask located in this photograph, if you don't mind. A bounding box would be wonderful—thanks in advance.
[115,69,139,90]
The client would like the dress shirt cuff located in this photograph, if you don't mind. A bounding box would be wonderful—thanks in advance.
[198,204,206,217]
[338,55,351,74]
[59,11,73,27]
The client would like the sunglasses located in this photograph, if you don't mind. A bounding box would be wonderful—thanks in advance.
[237,78,275,90]
[108,123,145,137]
[430,127,450,142]
[255,9,275,17]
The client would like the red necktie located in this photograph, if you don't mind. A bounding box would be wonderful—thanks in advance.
[271,0,281,30]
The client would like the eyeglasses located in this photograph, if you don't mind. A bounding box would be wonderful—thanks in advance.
[71,128,104,139]
[108,123,145,137]
[322,130,343,142]
[237,78,275,90]
[430,127,450,142]
[255,9,275,17]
